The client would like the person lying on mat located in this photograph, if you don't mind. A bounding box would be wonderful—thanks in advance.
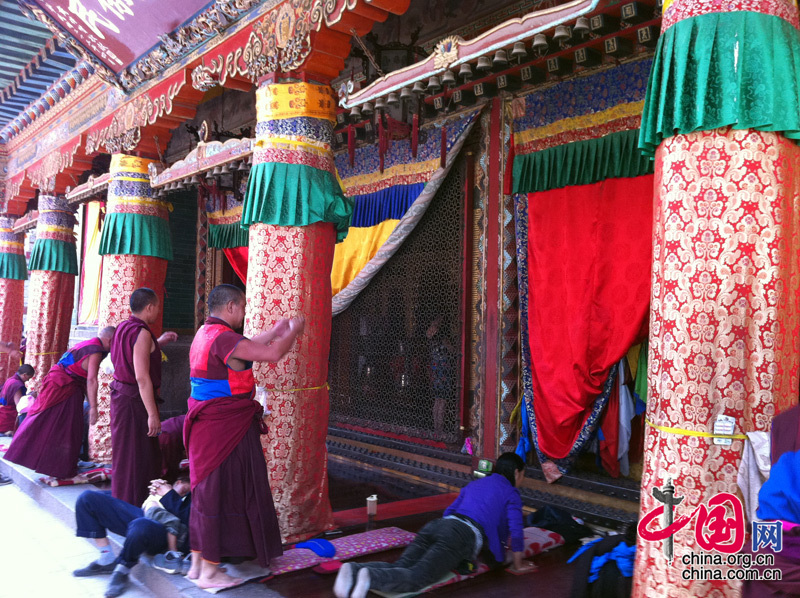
[334,452,536,598]
[73,475,192,598]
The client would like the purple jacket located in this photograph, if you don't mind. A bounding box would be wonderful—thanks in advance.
[444,473,525,562]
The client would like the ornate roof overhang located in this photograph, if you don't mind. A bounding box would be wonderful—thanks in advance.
[148,136,253,190]
[20,0,411,93]
[64,171,110,204]
[341,0,600,107]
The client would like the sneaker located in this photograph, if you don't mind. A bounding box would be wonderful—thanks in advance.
[73,560,116,577]
[104,571,129,598]
[0,474,12,486]
[153,551,185,575]
[77,460,98,470]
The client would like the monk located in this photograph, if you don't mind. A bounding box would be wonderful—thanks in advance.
[5,327,115,479]
[0,364,34,435]
[110,288,178,505]
[184,284,303,590]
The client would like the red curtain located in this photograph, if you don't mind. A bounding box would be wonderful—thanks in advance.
[526,175,653,460]
[223,247,249,285]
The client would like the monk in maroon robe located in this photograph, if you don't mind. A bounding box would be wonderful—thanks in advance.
[0,364,34,434]
[184,284,302,590]
[5,327,115,478]
[110,288,177,505]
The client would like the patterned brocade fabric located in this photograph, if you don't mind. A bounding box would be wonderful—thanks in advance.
[25,271,75,392]
[89,255,168,464]
[0,278,24,384]
[634,128,800,598]
[244,222,336,543]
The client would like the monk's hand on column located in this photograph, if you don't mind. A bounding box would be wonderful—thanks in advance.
[89,406,98,426]
[289,316,306,337]
[147,413,162,437]
[272,318,291,339]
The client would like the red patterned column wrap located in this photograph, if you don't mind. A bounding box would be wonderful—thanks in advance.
[25,271,76,391]
[25,194,78,391]
[244,222,336,543]
[0,215,26,382]
[90,154,170,464]
[0,278,24,383]
[634,129,800,597]
[241,80,348,543]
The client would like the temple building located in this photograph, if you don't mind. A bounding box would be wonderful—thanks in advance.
[1,0,798,596]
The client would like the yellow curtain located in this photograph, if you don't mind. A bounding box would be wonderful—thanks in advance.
[331,220,399,295]
[78,201,103,324]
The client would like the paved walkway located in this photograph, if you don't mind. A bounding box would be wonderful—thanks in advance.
[0,481,151,598]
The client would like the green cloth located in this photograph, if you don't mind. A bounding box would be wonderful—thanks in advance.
[639,11,800,156]
[29,239,78,275]
[98,213,173,260]
[242,162,353,242]
[634,338,648,405]
[0,253,27,280]
[208,221,249,249]
[513,129,653,194]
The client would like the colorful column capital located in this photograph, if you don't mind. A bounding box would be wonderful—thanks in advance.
[99,153,173,260]
[29,194,78,275]
[0,215,27,281]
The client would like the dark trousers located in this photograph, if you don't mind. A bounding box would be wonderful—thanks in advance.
[75,491,168,568]
[352,517,477,593]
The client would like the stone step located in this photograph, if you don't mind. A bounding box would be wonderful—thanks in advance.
[0,439,283,597]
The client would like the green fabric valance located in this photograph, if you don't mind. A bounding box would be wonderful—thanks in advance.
[0,253,27,280]
[513,129,653,194]
[29,239,78,275]
[209,221,249,249]
[98,213,173,260]
[242,162,353,243]
[639,11,800,156]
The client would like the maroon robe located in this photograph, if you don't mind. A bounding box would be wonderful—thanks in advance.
[184,317,282,566]
[110,316,162,506]
[0,373,26,433]
[5,338,105,478]
[159,414,186,483]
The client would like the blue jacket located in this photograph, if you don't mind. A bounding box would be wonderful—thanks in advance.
[444,473,525,562]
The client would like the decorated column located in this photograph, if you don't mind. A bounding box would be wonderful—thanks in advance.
[242,80,351,543]
[0,216,26,382]
[634,1,800,596]
[25,195,78,392]
[89,154,172,464]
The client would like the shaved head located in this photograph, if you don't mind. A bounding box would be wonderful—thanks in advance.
[99,326,116,340]
[208,284,245,315]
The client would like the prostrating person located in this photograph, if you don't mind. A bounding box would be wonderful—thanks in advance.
[110,288,177,505]
[184,284,303,590]
[334,453,536,598]
[5,327,115,479]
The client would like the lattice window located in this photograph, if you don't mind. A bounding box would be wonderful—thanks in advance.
[329,160,465,447]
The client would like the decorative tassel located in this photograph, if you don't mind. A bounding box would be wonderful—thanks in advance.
[348,124,355,167]
[378,113,386,173]
[411,113,419,158]
[440,125,446,169]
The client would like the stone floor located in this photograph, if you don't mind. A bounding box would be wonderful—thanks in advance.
[0,436,578,598]
[0,482,151,598]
